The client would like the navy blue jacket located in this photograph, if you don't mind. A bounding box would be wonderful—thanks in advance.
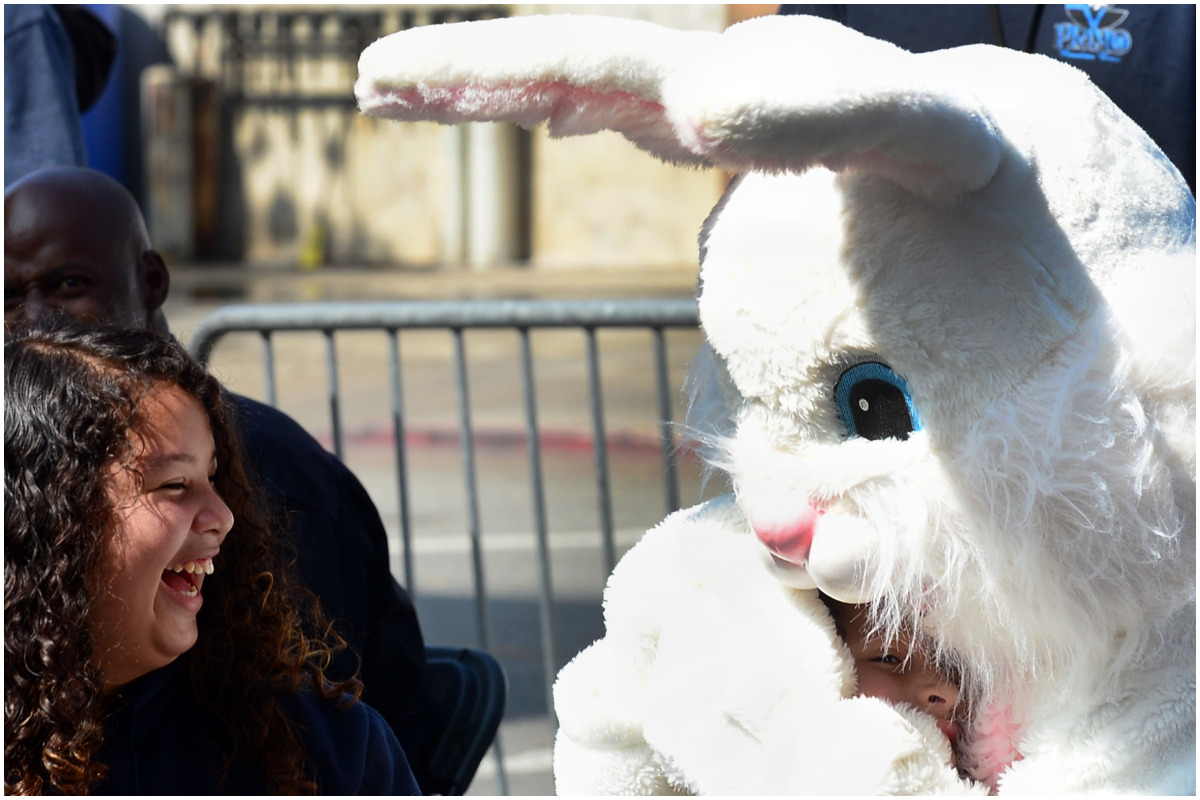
[780,4,1196,193]
[230,394,433,785]
[96,656,421,794]
[4,5,88,186]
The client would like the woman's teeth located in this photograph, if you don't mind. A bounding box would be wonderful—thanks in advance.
[170,558,214,576]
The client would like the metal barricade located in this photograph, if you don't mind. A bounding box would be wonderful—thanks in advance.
[190,298,708,794]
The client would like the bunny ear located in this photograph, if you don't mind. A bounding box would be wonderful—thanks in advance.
[663,15,1005,200]
[356,14,1005,198]
[355,14,719,166]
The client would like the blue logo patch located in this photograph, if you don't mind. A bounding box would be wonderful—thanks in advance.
[1055,4,1133,63]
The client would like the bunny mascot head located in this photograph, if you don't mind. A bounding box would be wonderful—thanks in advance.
[357,13,1195,795]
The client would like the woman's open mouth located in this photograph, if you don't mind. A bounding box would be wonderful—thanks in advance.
[160,557,214,599]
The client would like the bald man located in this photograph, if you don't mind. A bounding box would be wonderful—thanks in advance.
[5,168,168,330]
[5,166,437,788]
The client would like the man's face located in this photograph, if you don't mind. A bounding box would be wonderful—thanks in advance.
[5,185,149,329]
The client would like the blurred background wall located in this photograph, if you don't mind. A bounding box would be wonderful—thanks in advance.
[84,4,777,273]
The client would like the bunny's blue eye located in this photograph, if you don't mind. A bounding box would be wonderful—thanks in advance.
[834,361,921,441]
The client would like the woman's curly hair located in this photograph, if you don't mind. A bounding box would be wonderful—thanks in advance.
[4,319,360,795]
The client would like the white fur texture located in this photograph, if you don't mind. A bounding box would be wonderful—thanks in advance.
[357,12,1196,795]
[551,497,984,796]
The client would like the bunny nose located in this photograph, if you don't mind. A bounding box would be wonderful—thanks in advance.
[751,500,824,565]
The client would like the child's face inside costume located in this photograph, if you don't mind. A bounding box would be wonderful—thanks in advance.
[834,603,963,762]
[88,382,234,690]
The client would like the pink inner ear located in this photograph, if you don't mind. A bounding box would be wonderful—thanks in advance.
[361,80,663,131]
[360,80,705,165]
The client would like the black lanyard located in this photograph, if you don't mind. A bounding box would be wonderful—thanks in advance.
[987,4,1046,53]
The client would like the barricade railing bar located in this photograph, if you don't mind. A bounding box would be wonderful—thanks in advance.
[189,297,703,794]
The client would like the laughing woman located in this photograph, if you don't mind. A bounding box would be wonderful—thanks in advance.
[4,319,420,795]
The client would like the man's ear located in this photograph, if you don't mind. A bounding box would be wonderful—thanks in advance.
[139,249,170,321]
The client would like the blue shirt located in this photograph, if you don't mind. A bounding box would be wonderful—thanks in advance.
[96,655,421,795]
[4,5,88,187]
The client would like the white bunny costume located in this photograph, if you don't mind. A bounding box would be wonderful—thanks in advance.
[356,13,1196,795]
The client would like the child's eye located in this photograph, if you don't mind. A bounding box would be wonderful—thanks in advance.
[874,654,903,666]
[157,481,187,492]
